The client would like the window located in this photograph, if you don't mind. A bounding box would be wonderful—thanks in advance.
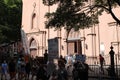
[30,38,37,49]
[100,42,105,55]
[31,13,36,29]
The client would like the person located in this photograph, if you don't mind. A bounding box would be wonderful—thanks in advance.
[72,61,82,80]
[46,60,56,79]
[31,61,38,80]
[8,59,16,80]
[18,58,26,79]
[25,61,31,79]
[66,59,73,80]
[0,64,1,79]
[72,55,92,80]
[59,55,67,64]
[44,50,48,64]
[36,64,47,80]
[1,60,8,80]
[57,59,68,80]
[49,70,58,80]
[81,61,89,80]
[99,54,105,74]
[17,58,22,79]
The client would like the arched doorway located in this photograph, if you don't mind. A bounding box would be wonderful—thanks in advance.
[67,29,82,55]
[29,38,37,58]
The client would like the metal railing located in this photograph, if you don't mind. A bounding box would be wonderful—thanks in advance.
[88,65,120,80]
[86,54,120,79]
[86,54,120,65]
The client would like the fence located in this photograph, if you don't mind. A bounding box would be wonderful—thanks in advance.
[88,65,120,80]
[86,54,120,79]
[86,53,120,65]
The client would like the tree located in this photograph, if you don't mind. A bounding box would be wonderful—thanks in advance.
[43,0,98,36]
[43,0,99,54]
[0,0,22,44]
[89,0,120,25]
[43,0,120,30]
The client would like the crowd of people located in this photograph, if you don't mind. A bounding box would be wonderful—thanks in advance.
[0,52,106,80]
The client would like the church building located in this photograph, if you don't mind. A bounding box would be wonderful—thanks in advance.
[21,0,120,64]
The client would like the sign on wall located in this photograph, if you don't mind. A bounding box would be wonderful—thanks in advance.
[48,38,59,60]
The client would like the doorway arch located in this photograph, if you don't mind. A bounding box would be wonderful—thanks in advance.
[67,30,82,55]
[29,38,37,58]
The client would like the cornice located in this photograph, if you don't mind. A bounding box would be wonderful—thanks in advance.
[26,30,46,37]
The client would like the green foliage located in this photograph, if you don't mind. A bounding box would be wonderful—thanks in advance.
[43,0,98,32]
[43,0,120,31]
[0,0,22,44]
[93,0,120,24]
[94,0,117,9]
[43,0,58,6]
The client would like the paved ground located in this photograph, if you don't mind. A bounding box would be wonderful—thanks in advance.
[0,73,36,80]
[0,67,119,80]
[0,73,118,80]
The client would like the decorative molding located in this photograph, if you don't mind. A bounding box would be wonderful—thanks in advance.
[87,33,96,36]
[26,31,46,37]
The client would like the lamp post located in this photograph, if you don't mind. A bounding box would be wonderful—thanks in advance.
[108,22,120,79]
[109,46,116,77]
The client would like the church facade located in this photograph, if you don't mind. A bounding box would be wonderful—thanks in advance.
[21,0,120,64]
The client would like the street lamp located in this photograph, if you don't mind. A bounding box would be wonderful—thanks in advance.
[109,46,116,77]
[108,22,120,78]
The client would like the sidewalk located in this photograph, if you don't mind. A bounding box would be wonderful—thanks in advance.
[0,72,119,80]
[0,73,36,80]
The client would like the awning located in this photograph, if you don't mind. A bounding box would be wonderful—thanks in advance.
[67,37,80,42]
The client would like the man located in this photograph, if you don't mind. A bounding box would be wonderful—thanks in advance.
[8,59,16,80]
[99,54,105,74]
[73,55,92,80]
[57,59,68,80]
[44,50,48,64]
[1,60,8,80]
[46,60,56,79]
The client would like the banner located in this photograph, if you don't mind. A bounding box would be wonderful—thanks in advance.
[21,29,30,54]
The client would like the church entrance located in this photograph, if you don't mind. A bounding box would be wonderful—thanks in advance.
[67,40,82,55]
[29,38,37,58]
[67,29,82,55]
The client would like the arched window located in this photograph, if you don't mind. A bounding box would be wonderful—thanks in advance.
[30,38,37,49]
[68,29,80,39]
[31,13,36,29]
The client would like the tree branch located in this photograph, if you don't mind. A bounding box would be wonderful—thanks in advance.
[90,0,120,25]
[107,0,120,24]
[91,5,109,11]
[114,0,120,6]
